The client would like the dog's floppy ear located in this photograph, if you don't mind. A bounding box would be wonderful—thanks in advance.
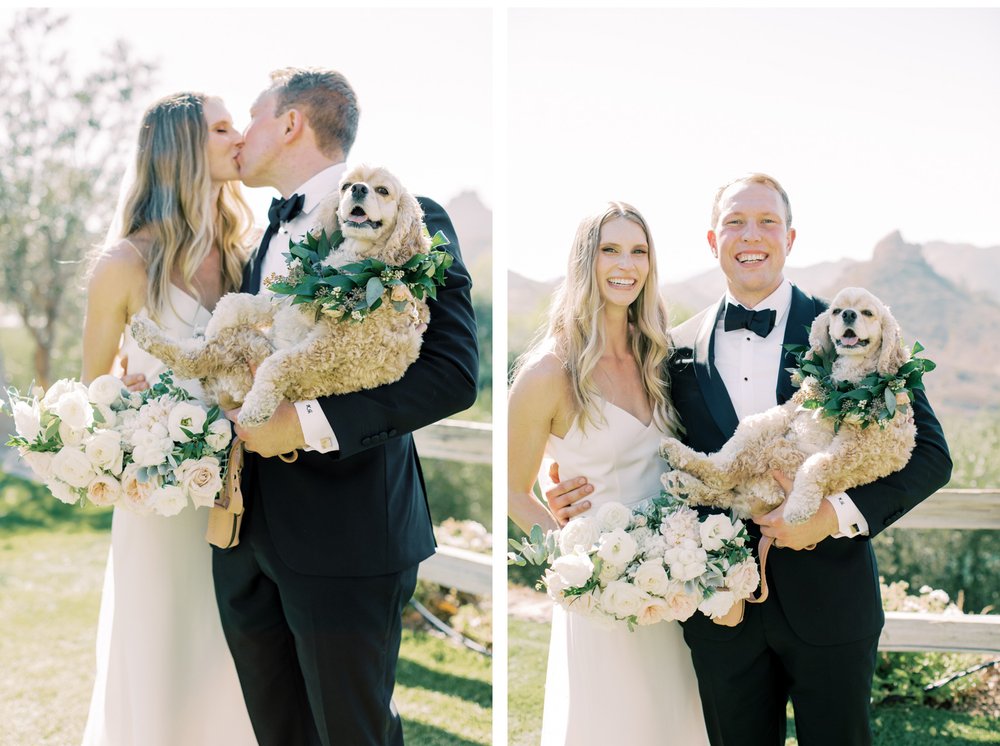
[383,190,430,263]
[808,308,834,357]
[876,304,909,375]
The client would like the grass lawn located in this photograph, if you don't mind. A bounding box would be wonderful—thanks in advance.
[508,618,999,746]
[0,530,491,746]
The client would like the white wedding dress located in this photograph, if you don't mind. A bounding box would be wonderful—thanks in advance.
[539,401,709,746]
[82,286,257,745]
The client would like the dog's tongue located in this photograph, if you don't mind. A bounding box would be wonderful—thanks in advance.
[840,336,859,347]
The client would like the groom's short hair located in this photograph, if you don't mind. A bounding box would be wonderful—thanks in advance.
[268,67,360,158]
[710,173,792,229]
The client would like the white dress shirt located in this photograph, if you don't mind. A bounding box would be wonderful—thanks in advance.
[261,162,347,454]
[713,279,869,537]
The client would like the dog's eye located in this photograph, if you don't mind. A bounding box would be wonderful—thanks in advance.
[341,182,352,192]
[832,308,842,316]
[375,186,390,196]
[861,309,874,317]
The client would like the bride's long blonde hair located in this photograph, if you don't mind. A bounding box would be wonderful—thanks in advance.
[95,92,253,320]
[515,202,683,436]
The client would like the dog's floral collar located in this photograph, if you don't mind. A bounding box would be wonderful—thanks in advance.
[265,228,453,322]
[784,341,936,432]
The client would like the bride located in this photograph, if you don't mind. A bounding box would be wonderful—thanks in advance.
[508,202,708,745]
[80,92,257,744]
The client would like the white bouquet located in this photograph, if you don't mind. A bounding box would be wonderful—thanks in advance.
[6,371,232,517]
[509,489,759,630]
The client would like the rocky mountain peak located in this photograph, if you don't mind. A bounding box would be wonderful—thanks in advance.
[871,230,926,267]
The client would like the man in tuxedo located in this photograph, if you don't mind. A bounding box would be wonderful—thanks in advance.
[214,67,479,746]
[545,174,951,745]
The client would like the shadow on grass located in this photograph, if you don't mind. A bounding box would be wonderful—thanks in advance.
[396,656,491,708]
[0,471,112,534]
[403,719,486,746]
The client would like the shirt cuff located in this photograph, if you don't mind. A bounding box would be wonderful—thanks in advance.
[826,492,870,538]
[293,399,339,454]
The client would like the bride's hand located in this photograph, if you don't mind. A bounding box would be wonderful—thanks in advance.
[119,356,148,392]
[542,462,593,526]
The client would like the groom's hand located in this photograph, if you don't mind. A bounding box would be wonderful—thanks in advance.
[755,471,837,550]
[226,401,306,458]
[543,462,593,526]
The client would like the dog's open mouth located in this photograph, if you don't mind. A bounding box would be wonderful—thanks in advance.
[345,205,382,230]
[836,329,870,348]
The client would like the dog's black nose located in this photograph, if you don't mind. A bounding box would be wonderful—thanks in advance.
[351,183,368,200]
[842,309,857,324]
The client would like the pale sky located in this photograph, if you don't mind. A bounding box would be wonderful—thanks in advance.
[508,8,1000,281]
[0,7,492,223]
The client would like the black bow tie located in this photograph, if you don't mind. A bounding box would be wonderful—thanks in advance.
[267,192,305,229]
[244,193,306,294]
[724,303,776,338]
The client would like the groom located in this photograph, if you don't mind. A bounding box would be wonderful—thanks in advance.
[545,174,951,745]
[214,67,479,746]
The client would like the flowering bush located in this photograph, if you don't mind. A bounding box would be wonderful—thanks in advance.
[874,578,989,706]
[508,492,758,630]
[7,372,232,517]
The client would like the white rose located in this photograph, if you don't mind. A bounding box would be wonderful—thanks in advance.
[41,379,86,407]
[120,463,156,514]
[204,418,233,452]
[661,580,700,622]
[661,506,701,546]
[88,375,125,407]
[87,474,122,507]
[557,515,599,555]
[175,457,223,508]
[725,559,761,600]
[12,400,41,441]
[46,478,79,505]
[633,560,671,596]
[700,513,739,552]
[699,589,737,620]
[58,420,87,447]
[599,580,646,619]
[93,403,118,430]
[564,589,600,617]
[167,402,208,443]
[664,541,708,582]
[85,430,124,475]
[598,560,624,585]
[150,483,187,516]
[594,502,632,533]
[544,568,569,600]
[21,450,55,480]
[551,551,595,588]
[636,597,671,626]
[50,446,96,489]
[54,389,94,431]
[131,430,172,467]
[596,528,638,567]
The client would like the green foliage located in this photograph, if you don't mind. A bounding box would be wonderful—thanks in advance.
[873,651,987,707]
[874,414,1000,613]
[267,228,452,321]
[0,470,110,533]
[422,458,491,530]
[0,10,154,388]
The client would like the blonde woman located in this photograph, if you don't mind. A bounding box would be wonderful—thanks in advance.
[508,203,708,745]
[80,93,257,745]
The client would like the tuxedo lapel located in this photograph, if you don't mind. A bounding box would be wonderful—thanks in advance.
[693,298,740,438]
[776,286,823,404]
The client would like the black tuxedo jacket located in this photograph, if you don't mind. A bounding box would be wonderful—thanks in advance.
[237,196,479,577]
[669,285,951,645]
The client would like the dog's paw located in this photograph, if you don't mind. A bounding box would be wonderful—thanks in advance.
[236,405,271,429]
[658,437,689,467]
[129,316,158,347]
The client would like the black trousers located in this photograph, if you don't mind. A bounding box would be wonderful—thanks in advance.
[213,480,419,746]
[683,592,880,746]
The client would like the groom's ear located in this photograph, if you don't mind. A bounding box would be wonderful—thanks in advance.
[282,108,305,142]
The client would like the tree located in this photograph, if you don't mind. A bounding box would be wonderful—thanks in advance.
[0,10,154,388]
